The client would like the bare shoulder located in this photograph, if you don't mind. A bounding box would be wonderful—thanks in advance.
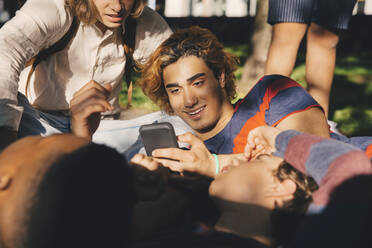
[276,107,330,138]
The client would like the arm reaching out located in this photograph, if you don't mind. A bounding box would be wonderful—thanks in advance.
[70,81,113,140]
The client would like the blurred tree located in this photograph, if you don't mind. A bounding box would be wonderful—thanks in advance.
[237,0,271,94]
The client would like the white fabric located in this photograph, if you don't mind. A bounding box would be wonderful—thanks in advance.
[18,92,193,159]
[0,0,172,131]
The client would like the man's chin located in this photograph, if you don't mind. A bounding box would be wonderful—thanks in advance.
[187,121,215,134]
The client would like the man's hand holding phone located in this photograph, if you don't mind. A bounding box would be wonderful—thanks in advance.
[138,123,216,178]
[138,122,250,179]
[152,132,217,178]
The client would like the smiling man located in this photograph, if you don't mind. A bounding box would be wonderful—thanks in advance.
[135,26,332,173]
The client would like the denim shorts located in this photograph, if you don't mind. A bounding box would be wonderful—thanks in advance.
[268,0,357,30]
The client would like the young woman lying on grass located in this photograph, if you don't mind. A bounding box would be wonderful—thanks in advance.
[131,125,372,247]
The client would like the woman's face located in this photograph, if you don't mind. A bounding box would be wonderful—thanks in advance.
[93,0,135,29]
[209,154,284,209]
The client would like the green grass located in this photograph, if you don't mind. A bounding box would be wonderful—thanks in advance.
[119,72,159,111]
[120,45,372,136]
[290,50,372,136]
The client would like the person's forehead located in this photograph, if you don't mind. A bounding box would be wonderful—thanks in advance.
[0,135,89,170]
[163,56,212,82]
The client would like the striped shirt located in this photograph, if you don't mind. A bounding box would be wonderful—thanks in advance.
[204,75,320,154]
[274,130,372,211]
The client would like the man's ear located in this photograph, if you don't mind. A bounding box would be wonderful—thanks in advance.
[219,72,226,88]
[0,174,11,190]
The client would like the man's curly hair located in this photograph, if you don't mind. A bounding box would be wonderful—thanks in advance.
[138,26,239,114]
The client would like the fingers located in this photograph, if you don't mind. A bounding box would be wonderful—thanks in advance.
[245,132,258,160]
[154,158,184,173]
[130,154,161,171]
[72,80,112,99]
[152,147,192,162]
[71,89,113,109]
[71,97,112,117]
[71,80,113,109]
[103,83,113,92]
[245,127,271,160]
[152,133,215,177]
[154,157,202,175]
[177,132,205,149]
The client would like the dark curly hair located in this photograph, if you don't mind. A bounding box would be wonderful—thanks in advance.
[270,161,318,247]
[138,26,239,114]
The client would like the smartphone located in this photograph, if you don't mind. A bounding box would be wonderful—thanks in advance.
[139,122,179,156]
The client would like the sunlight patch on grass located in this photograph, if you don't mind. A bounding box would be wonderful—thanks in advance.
[333,107,372,136]
[119,82,159,111]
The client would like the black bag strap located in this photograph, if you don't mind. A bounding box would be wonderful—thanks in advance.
[34,16,79,67]
[121,16,137,108]
[25,16,79,97]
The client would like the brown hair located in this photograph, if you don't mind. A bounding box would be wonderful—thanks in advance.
[138,26,239,114]
[270,161,318,246]
[65,0,146,24]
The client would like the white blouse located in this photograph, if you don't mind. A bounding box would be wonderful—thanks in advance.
[0,0,172,130]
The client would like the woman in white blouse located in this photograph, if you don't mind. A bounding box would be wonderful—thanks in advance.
[0,0,189,153]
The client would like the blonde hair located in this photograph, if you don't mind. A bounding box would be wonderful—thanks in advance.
[65,0,146,24]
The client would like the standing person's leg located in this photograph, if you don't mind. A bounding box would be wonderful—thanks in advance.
[265,0,313,76]
[265,23,308,76]
[305,23,339,117]
[306,0,357,117]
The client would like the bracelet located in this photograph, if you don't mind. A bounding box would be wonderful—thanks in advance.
[212,153,220,175]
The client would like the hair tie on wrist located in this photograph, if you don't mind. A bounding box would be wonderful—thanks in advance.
[212,153,219,175]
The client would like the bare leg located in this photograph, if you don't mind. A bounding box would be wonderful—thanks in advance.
[306,23,339,118]
[265,23,308,76]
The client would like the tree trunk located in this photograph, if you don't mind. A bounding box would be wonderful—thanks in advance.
[237,0,272,94]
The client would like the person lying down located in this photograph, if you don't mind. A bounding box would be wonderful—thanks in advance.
[0,134,134,248]
[131,125,372,247]
[1,127,371,248]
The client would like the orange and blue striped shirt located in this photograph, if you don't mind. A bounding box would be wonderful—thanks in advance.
[205,74,321,154]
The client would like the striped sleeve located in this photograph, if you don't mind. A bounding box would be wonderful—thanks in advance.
[264,76,322,126]
[331,133,372,160]
[273,130,372,207]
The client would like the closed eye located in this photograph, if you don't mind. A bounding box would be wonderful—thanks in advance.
[256,154,270,161]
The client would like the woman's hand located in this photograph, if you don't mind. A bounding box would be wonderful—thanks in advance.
[244,125,282,161]
[70,80,113,140]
